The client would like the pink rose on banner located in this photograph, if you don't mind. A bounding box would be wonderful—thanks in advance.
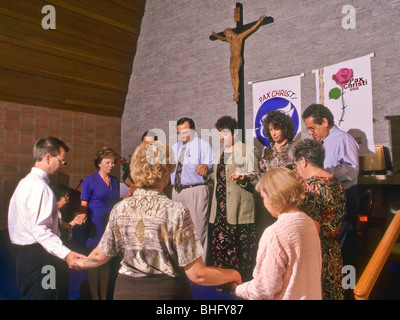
[329,68,354,126]
[332,68,353,87]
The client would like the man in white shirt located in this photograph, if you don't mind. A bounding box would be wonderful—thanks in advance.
[8,137,86,299]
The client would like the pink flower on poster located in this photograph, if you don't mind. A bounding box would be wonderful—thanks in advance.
[332,68,353,87]
[329,68,354,126]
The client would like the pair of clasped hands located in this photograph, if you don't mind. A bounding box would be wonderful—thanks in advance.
[64,212,89,270]
[65,252,87,270]
[63,213,86,232]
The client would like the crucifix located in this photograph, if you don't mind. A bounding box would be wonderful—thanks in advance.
[210,3,273,133]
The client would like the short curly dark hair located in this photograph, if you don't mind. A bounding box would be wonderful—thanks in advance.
[215,115,238,135]
[289,139,325,168]
[263,111,295,144]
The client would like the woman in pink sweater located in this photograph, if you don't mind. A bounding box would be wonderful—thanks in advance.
[232,167,322,300]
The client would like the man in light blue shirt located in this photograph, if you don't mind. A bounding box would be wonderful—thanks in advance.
[171,117,214,262]
[322,125,359,189]
[303,104,359,271]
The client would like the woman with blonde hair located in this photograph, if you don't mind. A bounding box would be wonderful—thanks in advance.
[232,167,322,300]
[76,141,242,300]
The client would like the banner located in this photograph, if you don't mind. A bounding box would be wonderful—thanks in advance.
[314,53,374,155]
[251,74,303,147]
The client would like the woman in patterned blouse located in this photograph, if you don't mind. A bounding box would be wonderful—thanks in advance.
[75,141,242,300]
[241,110,296,187]
[290,139,346,300]
[260,110,296,172]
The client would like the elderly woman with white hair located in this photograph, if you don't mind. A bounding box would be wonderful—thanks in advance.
[76,141,242,300]
[290,138,346,300]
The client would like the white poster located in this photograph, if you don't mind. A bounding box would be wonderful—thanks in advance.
[314,53,374,155]
[251,74,302,147]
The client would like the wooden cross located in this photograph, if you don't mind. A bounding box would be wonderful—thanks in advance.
[210,3,273,134]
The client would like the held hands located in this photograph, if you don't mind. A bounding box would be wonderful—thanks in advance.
[68,256,87,270]
[70,213,87,226]
[71,205,88,226]
[227,282,239,295]
[65,251,87,270]
[75,257,87,269]
[226,269,242,295]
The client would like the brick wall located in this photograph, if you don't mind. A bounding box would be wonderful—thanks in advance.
[122,0,400,173]
[0,101,121,229]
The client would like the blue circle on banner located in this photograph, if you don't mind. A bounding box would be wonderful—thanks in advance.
[255,97,300,147]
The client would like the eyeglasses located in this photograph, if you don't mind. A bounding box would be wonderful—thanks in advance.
[307,124,319,133]
[54,157,67,166]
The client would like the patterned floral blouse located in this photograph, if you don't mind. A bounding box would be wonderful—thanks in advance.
[259,141,293,173]
[300,176,346,300]
[248,141,293,186]
[98,188,203,278]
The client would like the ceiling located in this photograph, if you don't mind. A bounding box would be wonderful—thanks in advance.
[0,0,146,118]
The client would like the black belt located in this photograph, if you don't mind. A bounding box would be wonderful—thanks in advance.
[176,183,207,190]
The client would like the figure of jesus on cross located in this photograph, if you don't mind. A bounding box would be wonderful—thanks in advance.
[212,14,265,102]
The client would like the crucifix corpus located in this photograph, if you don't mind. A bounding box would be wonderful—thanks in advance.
[212,14,264,102]
[210,3,273,131]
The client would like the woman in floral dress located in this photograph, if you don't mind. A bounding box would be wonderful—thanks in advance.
[290,139,346,300]
[208,116,260,283]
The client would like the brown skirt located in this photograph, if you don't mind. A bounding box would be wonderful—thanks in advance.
[113,273,193,300]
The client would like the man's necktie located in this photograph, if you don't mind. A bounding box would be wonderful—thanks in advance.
[174,143,187,192]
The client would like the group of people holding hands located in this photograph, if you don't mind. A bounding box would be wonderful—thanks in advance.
[8,102,359,300]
